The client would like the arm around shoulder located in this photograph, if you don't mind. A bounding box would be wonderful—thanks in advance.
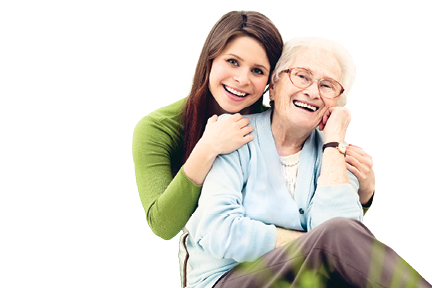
[133,111,201,240]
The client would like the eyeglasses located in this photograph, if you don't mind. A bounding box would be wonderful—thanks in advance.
[282,67,344,99]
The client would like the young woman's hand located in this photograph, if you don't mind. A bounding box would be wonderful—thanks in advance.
[345,144,375,204]
[201,113,254,155]
[183,113,254,186]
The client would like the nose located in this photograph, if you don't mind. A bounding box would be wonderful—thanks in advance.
[233,68,251,86]
[302,80,321,99]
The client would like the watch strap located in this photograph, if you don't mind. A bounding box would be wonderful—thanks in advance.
[323,142,346,156]
[323,142,339,151]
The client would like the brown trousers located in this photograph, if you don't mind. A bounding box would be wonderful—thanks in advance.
[213,218,431,288]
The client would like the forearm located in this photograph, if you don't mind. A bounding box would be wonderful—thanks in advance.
[319,107,351,186]
[193,212,277,262]
[275,227,305,248]
[183,139,218,185]
[310,128,363,229]
[318,147,350,186]
[143,167,202,240]
[359,190,374,206]
[133,112,202,239]
[307,183,363,230]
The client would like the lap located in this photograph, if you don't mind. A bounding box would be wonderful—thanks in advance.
[213,218,374,288]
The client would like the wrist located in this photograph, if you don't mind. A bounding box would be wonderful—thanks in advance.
[323,127,346,143]
[323,142,347,157]
[359,189,374,205]
[196,137,219,159]
[324,133,345,143]
[183,140,218,186]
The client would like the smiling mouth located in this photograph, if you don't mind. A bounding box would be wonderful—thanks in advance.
[224,85,249,98]
[293,100,319,112]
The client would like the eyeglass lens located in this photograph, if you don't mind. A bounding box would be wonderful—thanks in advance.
[290,68,341,98]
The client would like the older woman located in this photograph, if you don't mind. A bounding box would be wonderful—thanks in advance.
[183,38,431,288]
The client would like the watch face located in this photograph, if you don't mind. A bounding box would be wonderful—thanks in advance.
[338,143,347,154]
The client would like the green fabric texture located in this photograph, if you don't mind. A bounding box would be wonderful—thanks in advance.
[133,98,201,240]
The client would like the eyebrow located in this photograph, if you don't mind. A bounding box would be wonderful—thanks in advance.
[300,67,339,82]
[227,53,270,73]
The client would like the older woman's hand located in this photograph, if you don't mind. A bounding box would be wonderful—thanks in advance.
[319,107,351,142]
[345,144,375,204]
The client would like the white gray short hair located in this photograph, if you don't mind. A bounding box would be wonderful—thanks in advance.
[271,37,356,107]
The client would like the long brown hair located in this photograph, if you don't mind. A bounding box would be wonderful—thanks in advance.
[182,11,283,163]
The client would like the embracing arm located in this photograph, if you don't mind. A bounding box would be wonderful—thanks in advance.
[133,105,254,240]
[186,150,277,262]
[133,113,202,240]
[183,113,253,185]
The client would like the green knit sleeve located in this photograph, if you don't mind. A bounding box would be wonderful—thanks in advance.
[132,101,202,240]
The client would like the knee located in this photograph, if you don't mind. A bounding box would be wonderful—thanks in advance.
[315,217,368,240]
[322,217,359,228]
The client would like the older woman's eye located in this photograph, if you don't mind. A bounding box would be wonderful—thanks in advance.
[294,71,312,84]
[320,80,336,91]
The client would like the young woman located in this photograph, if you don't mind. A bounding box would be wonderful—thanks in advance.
[132,11,375,243]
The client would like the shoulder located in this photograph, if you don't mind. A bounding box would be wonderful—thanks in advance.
[141,98,185,126]
[133,98,186,158]
[244,108,270,123]
[134,98,186,137]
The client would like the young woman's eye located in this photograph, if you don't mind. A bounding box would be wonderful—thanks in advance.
[252,68,264,75]
[227,59,238,66]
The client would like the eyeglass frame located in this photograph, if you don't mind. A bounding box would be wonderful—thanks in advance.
[281,67,345,99]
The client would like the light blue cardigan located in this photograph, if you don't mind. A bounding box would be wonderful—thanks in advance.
[184,109,363,288]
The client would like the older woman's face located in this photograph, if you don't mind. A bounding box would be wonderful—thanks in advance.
[270,48,342,132]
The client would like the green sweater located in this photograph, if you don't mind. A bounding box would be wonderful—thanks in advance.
[133,98,373,240]
[132,98,200,240]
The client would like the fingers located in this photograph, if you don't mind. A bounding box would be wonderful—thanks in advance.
[345,147,374,186]
[321,109,331,126]
[237,117,251,129]
[207,114,218,124]
[208,113,253,138]
[346,145,373,167]
[347,144,366,156]
[242,133,254,143]
[346,162,360,177]
[346,143,375,195]
[226,114,252,130]
[345,154,363,172]
[318,119,324,131]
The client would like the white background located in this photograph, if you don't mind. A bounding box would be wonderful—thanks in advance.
[1,0,431,287]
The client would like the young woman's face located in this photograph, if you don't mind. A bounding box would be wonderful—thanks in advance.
[209,36,271,114]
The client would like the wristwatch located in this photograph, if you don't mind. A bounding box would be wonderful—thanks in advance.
[323,142,346,156]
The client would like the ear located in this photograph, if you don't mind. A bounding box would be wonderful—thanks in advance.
[268,84,275,100]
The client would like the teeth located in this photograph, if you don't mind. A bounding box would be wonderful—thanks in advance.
[225,86,247,97]
[294,101,318,111]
